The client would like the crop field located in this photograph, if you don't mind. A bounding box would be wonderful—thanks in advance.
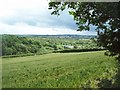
[2,51,120,88]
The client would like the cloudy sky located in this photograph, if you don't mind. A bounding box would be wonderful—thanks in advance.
[0,0,97,35]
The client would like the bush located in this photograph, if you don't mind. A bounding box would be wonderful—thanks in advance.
[57,48,106,53]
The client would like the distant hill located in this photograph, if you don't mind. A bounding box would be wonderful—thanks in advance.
[17,34,97,39]
[2,34,100,57]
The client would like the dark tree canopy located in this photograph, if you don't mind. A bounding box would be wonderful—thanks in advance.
[48,2,120,58]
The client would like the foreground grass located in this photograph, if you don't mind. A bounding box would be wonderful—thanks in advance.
[2,51,119,88]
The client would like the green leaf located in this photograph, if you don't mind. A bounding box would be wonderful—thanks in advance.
[69,11,75,16]
[51,11,57,15]
[85,26,90,31]
[78,26,85,31]
[80,18,87,24]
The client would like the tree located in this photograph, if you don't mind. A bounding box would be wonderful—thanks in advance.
[48,2,120,58]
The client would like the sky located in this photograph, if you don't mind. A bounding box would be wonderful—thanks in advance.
[0,0,97,35]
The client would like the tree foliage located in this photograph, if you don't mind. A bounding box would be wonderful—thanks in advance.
[2,35,101,56]
[48,2,120,58]
[2,35,41,56]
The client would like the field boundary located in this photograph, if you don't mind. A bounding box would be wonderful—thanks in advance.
[2,49,106,58]
[54,48,106,53]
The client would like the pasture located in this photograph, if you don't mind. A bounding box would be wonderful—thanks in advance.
[2,51,119,88]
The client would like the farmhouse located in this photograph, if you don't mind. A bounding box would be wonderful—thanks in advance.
[63,45,74,49]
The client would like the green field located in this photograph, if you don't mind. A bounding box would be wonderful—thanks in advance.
[2,51,120,88]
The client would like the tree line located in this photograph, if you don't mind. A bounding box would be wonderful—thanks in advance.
[2,35,41,56]
[2,34,102,57]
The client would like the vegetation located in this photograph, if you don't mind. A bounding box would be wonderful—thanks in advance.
[1,2,120,88]
[2,51,120,88]
[2,34,103,57]
[48,2,120,58]
[2,35,42,56]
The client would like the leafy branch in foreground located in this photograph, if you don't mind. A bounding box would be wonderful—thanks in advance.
[48,2,120,58]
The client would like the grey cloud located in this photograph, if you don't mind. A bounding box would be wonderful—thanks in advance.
[0,6,96,33]
[0,8,78,30]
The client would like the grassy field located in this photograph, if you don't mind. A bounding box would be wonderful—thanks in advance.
[2,51,120,88]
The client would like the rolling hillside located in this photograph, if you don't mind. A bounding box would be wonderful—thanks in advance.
[2,51,120,88]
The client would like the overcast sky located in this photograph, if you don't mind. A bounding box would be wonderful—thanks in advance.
[0,0,97,35]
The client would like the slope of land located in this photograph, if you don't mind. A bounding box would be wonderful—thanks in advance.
[2,34,101,57]
[2,51,119,88]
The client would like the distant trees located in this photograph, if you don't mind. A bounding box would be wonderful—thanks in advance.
[74,45,78,49]
[2,35,102,56]
[2,35,41,56]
